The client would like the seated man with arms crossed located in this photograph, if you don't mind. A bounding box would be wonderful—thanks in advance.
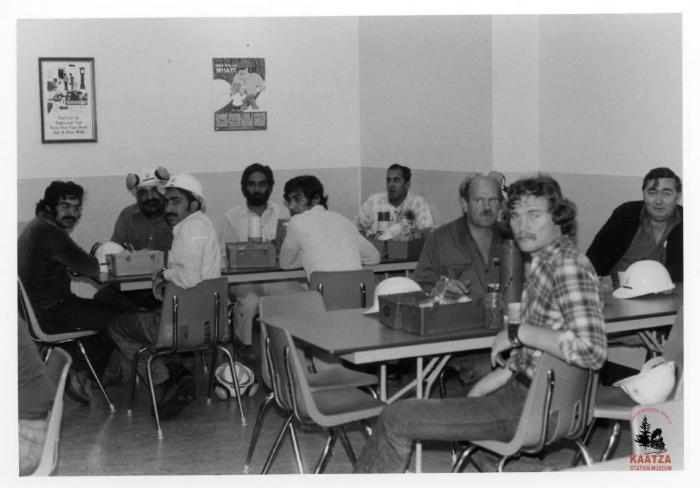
[354,175,607,473]
[109,173,221,419]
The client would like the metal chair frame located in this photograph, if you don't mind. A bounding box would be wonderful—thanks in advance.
[18,278,116,413]
[126,277,246,439]
[453,354,596,472]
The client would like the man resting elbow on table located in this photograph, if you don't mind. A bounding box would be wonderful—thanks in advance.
[354,175,607,473]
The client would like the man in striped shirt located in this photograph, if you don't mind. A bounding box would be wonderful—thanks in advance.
[354,174,607,473]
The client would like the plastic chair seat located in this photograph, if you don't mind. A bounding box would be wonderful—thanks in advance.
[308,365,378,391]
[309,388,385,425]
[593,386,636,420]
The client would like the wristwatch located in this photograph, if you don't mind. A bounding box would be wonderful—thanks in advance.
[508,321,523,348]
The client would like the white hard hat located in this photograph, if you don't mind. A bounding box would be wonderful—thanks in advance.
[613,357,676,404]
[94,241,125,272]
[125,166,170,194]
[613,260,675,299]
[214,362,255,398]
[158,173,205,203]
[364,277,422,314]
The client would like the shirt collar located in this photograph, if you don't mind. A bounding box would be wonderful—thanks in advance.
[530,234,572,268]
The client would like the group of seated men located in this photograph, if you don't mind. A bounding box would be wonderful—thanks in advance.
[17,161,682,473]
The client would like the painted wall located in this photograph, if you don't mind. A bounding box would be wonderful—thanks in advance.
[18,15,682,255]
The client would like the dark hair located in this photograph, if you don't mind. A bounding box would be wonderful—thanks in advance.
[643,167,682,193]
[506,174,577,236]
[387,163,411,182]
[283,175,328,209]
[459,173,505,202]
[35,181,84,215]
[241,163,274,191]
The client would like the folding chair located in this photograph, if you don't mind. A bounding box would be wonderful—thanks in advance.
[126,277,246,439]
[453,353,597,472]
[308,269,375,310]
[28,347,72,476]
[574,307,683,463]
[260,322,386,473]
[18,278,116,413]
[243,291,378,473]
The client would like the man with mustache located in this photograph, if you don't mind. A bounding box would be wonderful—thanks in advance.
[586,167,683,284]
[354,175,607,473]
[414,172,508,385]
[18,181,122,404]
[221,163,302,363]
[355,164,434,236]
[108,173,221,419]
[111,167,173,252]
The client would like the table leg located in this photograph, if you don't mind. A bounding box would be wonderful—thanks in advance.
[380,364,387,401]
[415,356,423,473]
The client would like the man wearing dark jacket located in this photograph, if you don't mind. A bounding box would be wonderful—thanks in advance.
[586,167,682,283]
[18,181,122,402]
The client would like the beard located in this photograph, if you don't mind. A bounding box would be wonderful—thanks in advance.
[138,198,164,217]
[245,191,270,207]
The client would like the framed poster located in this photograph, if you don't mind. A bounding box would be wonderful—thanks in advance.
[39,57,97,143]
[212,57,267,131]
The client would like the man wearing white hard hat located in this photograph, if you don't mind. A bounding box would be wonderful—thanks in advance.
[108,173,221,419]
[355,175,607,473]
[111,166,173,252]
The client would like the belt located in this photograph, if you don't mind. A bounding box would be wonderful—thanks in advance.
[514,372,532,389]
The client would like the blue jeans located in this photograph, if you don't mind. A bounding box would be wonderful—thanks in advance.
[354,378,529,473]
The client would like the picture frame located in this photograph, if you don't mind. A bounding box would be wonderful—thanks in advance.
[39,57,97,143]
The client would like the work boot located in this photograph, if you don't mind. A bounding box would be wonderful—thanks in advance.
[65,370,91,405]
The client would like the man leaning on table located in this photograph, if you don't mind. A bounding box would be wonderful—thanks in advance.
[279,175,381,276]
[354,175,607,473]
[221,163,303,363]
[108,173,221,419]
[586,167,682,284]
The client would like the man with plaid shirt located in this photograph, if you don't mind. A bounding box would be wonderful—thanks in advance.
[354,175,607,473]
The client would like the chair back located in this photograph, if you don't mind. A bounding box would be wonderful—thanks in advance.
[258,292,327,389]
[308,270,375,310]
[18,278,50,343]
[514,354,596,454]
[662,307,683,398]
[155,277,229,351]
[30,347,71,476]
[264,322,323,423]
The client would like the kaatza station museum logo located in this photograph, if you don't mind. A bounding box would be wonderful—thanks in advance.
[628,407,674,471]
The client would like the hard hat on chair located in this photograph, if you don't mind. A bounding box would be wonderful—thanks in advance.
[613,357,676,404]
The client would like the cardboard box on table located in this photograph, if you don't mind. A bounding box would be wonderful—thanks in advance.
[107,250,165,276]
[377,291,482,335]
[226,241,277,270]
[386,236,426,260]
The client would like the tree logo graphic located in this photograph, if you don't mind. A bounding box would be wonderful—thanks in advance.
[634,415,666,453]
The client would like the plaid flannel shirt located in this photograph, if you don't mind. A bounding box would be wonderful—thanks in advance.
[508,235,607,378]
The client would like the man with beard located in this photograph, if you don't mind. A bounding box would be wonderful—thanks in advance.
[18,181,122,404]
[355,163,434,236]
[111,167,173,252]
[221,163,302,363]
[109,173,221,419]
[414,173,507,386]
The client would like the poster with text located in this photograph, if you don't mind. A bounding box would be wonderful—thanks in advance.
[39,58,97,143]
[212,58,267,131]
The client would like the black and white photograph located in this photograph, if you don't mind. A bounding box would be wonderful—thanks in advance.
[4,0,698,484]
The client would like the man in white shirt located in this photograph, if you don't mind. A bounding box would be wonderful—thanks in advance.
[221,163,302,362]
[280,175,381,276]
[109,173,220,419]
[355,164,434,236]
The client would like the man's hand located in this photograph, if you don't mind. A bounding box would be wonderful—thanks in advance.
[467,367,513,397]
[490,328,512,368]
[151,269,166,302]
